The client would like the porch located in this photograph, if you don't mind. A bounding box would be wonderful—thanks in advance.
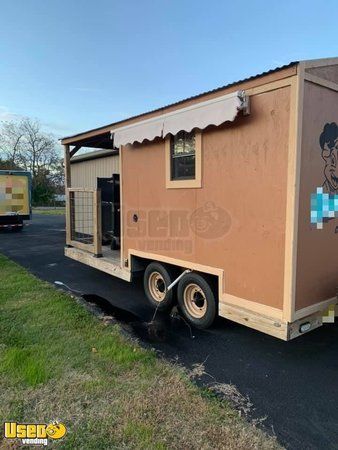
[64,186,130,282]
[63,130,130,282]
[64,245,130,281]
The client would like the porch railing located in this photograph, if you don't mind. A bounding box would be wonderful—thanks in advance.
[66,188,102,257]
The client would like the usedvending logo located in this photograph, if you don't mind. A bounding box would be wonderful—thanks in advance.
[4,420,67,446]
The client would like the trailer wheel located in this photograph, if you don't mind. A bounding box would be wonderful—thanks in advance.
[144,262,176,311]
[178,273,216,329]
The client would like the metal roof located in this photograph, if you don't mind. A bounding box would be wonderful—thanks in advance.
[70,148,118,163]
[62,61,298,142]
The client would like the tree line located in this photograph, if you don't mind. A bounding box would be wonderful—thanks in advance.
[0,117,64,206]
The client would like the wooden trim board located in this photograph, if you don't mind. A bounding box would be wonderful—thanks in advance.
[222,293,284,321]
[304,73,338,92]
[69,240,95,253]
[63,144,71,188]
[93,189,102,257]
[64,145,72,245]
[294,296,337,320]
[119,146,125,268]
[68,187,96,193]
[218,302,288,340]
[220,302,328,341]
[245,76,294,96]
[65,247,131,281]
[282,64,305,322]
[65,189,72,245]
[303,57,338,69]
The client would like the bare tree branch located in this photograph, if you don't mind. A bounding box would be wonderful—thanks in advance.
[0,117,64,203]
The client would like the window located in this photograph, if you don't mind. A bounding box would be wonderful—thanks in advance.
[171,131,196,180]
[165,130,202,189]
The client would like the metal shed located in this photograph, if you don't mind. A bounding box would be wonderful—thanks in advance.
[70,149,120,189]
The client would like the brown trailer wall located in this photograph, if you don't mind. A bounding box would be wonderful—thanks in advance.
[122,86,291,311]
[295,81,338,312]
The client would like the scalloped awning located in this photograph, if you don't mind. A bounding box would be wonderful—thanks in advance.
[112,90,249,148]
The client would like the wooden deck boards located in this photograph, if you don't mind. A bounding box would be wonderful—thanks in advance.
[65,246,130,281]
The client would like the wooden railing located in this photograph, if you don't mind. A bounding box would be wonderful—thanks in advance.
[66,188,102,257]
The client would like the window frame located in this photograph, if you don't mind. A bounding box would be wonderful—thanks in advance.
[165,130,202,189]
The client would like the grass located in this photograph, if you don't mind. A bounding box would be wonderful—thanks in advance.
[32,208,65,215]
[0,254,280,449]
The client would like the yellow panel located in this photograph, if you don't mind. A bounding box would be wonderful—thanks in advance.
[0,175,29,216]
[322,304,336,323]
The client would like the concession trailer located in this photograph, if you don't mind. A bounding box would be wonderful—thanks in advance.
[62,57,338,340]
[0,170,31,230]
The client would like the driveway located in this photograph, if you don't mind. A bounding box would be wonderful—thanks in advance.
[1,214,338,449]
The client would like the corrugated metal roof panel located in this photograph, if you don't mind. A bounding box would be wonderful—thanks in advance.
[70,148,118,163]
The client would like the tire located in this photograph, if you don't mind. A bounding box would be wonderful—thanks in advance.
[177,273,217,329]
[143,262,177,311]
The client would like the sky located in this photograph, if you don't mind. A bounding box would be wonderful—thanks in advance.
[0,0,337,140]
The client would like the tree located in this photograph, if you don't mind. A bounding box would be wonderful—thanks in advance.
[32,167,57,205]
[0,117,64,205]
[0,121,25,168]
[49,160,65,195]
[20,118,59,177]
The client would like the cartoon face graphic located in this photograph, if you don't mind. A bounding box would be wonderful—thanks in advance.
[320,122,338,194]
[45,422,67,439]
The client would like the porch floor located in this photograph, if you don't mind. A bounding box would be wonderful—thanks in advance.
[65,245,131,282]
[101,246,121,265]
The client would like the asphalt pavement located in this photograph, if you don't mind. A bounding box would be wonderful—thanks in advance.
[1,214,338,450]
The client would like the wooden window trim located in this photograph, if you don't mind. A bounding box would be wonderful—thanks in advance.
[165,131,202,189]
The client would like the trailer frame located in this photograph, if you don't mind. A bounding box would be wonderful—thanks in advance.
[62,58,338,340]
